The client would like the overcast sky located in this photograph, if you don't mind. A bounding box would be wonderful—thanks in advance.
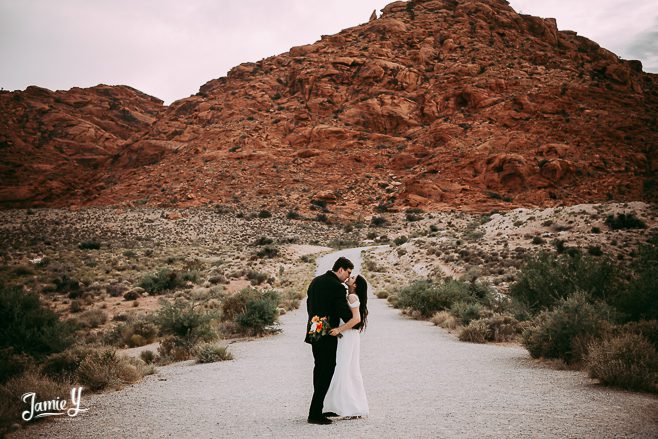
[1,0,656,105]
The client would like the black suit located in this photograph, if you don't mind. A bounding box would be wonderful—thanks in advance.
[306,270,353,419]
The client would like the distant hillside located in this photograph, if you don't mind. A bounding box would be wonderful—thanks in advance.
[1,0,656,217]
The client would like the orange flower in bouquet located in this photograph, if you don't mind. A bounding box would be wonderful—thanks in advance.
[307,315,341,342]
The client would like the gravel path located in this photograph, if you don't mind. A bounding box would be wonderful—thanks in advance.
[12,248,658,438]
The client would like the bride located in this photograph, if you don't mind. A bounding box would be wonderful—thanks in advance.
[323,274,369,418]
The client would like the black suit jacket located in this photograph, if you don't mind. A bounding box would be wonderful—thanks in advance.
[305,270,353,343]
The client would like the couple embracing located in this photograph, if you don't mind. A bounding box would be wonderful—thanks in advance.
[305,256,369,425]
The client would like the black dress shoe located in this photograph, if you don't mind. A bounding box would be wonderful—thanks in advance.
[307,416,332,425]
[322,412,339,417]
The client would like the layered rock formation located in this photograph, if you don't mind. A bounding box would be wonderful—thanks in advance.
[0,85,164,205]
[1,0,657,216]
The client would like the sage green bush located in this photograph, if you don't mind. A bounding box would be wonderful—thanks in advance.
[522,292,613,364]
[510,252,618,314]
[586,333,657,392]
[397,279,493,318]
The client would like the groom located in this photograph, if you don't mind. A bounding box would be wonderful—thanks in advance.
[305,256,354,425]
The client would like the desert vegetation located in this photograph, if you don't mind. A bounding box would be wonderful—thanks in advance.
[0,206,349,433]
[0,202,655,434]
[364,202,657,393]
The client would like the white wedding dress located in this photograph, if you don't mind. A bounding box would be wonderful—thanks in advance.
[323,297,369,417]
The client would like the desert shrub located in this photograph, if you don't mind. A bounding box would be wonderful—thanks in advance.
[375,290,389,299]
[155,299,217,345]
[532,236,545,245]
[128,334,146,347]
[128,320,157,346]
[286,210,301,219]
[387,294,399,308]
[254,236,273,246]
[104,316,159,348]
[208,273,228,285]
[552,239,566,254]
[257,210,272,218]
[586,333,657,392]
[587,246,603,256]
[54,274,80,293]
[0,369,69,430]
[510,252,618,314]
[478,314,520,342]
[41,347,91,381]
[222,288,261,321]
[76,348,141,391]
[465,229,484,241]
[450,301,486,326]
[236,291,280,335]
[397,279,492,318]
[139,268,185,294]
[0,348,32,385]
[280,289,303,311]
[605,212,647,230]
[0,285,74,371]
[256,246,279,259]
[394,236,408,246]
[78,240,101,250]
[246,269,269,285]
[613,235,658,322]
[397,280,449,317]
[613,320,658,351]
[123,290,140,301]
[75,308,108,329]
[458,314,519,343]
[69,299,83,313]
[406,212,423,222]
[107,284,127,297]
[370,216,388,227]
[180,270,200,283]
[42,345,143,391]
[522,292,613,364]
[431,311,458,330]
[157,336,195,363]
[490,294,531,321]
[195,343,233,363]
[459,320,488,343]
[140,350,155,364]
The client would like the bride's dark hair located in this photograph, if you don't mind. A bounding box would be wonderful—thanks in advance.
[354,275,368,332]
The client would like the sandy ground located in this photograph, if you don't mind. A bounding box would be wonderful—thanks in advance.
[10,248,658,439]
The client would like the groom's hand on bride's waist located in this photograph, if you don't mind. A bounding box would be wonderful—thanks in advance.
[329,328,342,337]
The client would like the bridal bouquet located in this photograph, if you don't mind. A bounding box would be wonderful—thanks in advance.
[307,315,342,342]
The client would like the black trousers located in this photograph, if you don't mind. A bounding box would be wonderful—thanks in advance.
[308,336,338,418]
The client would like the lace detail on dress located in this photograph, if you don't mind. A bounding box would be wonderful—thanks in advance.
[349,300,360,309]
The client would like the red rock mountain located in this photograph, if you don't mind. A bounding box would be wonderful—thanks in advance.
[2,0,657,217]
[0,85,163,205]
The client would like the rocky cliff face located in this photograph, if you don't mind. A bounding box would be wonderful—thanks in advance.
[0,84,164,206]
[2,0,656,216]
